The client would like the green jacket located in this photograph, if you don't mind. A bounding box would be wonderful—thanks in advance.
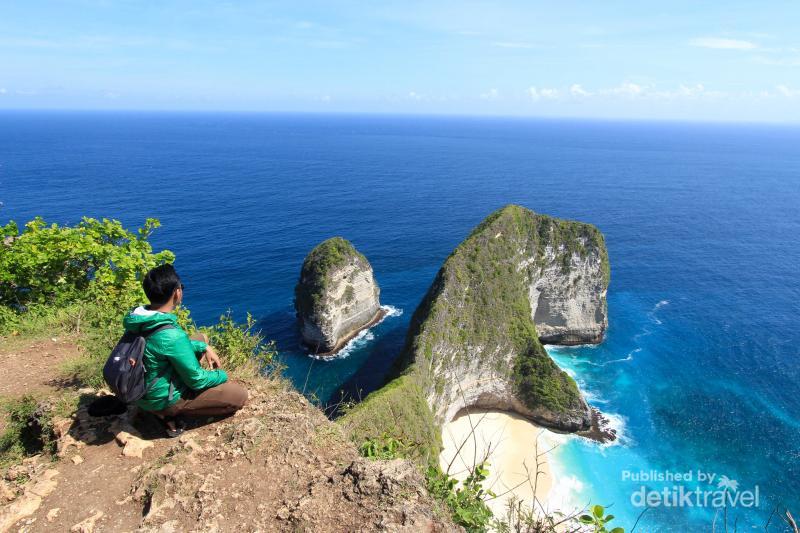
[123,306,228,411]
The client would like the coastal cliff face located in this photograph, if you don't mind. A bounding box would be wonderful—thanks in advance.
[295,237,382,355]
[400,205,609,432]
[529,236,608,345]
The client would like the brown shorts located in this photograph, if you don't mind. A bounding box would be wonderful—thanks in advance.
[155,332,247,418]
[156,381,248,418]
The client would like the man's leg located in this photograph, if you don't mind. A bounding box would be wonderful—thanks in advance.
[167,382,248,418]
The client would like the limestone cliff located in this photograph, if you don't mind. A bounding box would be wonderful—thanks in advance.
[400,205,609,432]
[295,237,383,356]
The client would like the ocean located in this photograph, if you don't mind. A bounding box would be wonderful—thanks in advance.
[2,111,799,531]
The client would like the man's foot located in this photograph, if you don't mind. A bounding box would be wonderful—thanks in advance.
[157,415,186,438]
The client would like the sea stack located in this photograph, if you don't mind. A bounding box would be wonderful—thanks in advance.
[295,237,384,356]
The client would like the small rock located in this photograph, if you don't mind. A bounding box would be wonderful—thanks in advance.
[71,455,84,465]
[1,480,17,501]
[70,510,104,532]
[122,437,153,458]
[113,422,153,458]
[46,507,61,522]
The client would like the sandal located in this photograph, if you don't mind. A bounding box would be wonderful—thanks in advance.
[158,415,186,438]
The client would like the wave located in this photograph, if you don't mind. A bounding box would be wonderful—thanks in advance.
[307,304,403,361]
[647,299,670,325]
[311,330,376,360]
[381,304,404,318]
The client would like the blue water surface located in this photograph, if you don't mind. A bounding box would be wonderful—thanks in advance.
[2,111,799,531]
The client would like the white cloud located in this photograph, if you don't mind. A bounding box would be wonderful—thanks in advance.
[528,86,559,101]
[569,84,591,97]
[408,91,424,101]
[776,84,800,97]
[689,37,757,50]
[0,88,6,95]
[676,83,705,97]
[607,82,645,97]
[480,88,499,100]
[491,41,535,49]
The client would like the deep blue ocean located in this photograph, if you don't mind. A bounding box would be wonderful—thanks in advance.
[2,112,799,531]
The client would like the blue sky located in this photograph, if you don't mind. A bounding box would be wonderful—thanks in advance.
[1,1,800,121]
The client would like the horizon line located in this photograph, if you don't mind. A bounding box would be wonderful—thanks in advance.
[0,107,798,127]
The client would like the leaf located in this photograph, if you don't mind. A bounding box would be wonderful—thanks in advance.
[579,515,594,524]
[593,504,604,518]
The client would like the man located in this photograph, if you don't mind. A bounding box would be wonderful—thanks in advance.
[123,264,247,437]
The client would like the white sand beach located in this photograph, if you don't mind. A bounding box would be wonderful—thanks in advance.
[439,410,565,520]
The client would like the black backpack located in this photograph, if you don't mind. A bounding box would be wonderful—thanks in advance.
[103,324,175,404]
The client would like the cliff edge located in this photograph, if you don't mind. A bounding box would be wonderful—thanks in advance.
[295,237,384,356]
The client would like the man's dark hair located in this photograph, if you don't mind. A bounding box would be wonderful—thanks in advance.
[142,264,181,306]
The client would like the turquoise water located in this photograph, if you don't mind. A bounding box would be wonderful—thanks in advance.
[2,112,799,530]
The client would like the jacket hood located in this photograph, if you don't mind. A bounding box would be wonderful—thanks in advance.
[123,306,178,333]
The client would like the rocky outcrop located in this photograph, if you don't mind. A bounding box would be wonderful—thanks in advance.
[295,237,384,356]
[399,205,609,433]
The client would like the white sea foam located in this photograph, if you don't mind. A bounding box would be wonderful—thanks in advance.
[597,411,629,448]
[648,299,670,324]
[596,347,640,366]
[307,304,402,361]
[381,304,404,318]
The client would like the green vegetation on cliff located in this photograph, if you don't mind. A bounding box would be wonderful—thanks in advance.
[339,374,440,463]
[294,236,366,318]
[404,204,599,415]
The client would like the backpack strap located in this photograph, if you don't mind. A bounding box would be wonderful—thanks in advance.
[142,324,177,402]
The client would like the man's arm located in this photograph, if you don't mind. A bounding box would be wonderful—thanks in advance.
[167,333,228,390]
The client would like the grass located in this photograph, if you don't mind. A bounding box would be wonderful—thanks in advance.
[0,395,60,467]
[338,373,441,464]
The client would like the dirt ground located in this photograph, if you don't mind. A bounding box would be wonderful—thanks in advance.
[0,337,458,532]
[0,336,83,399]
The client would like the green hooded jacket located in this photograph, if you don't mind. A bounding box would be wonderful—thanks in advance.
[122,306,228,411]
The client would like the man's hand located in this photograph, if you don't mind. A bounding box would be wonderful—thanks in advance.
[203,346,222,369]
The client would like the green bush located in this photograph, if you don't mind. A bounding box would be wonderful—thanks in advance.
[579,505,624,533]
[358,433,405,460]
[0,217,173,315]
[201,310,277,374]
[426,463,494,532]
[0,396,57,466]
